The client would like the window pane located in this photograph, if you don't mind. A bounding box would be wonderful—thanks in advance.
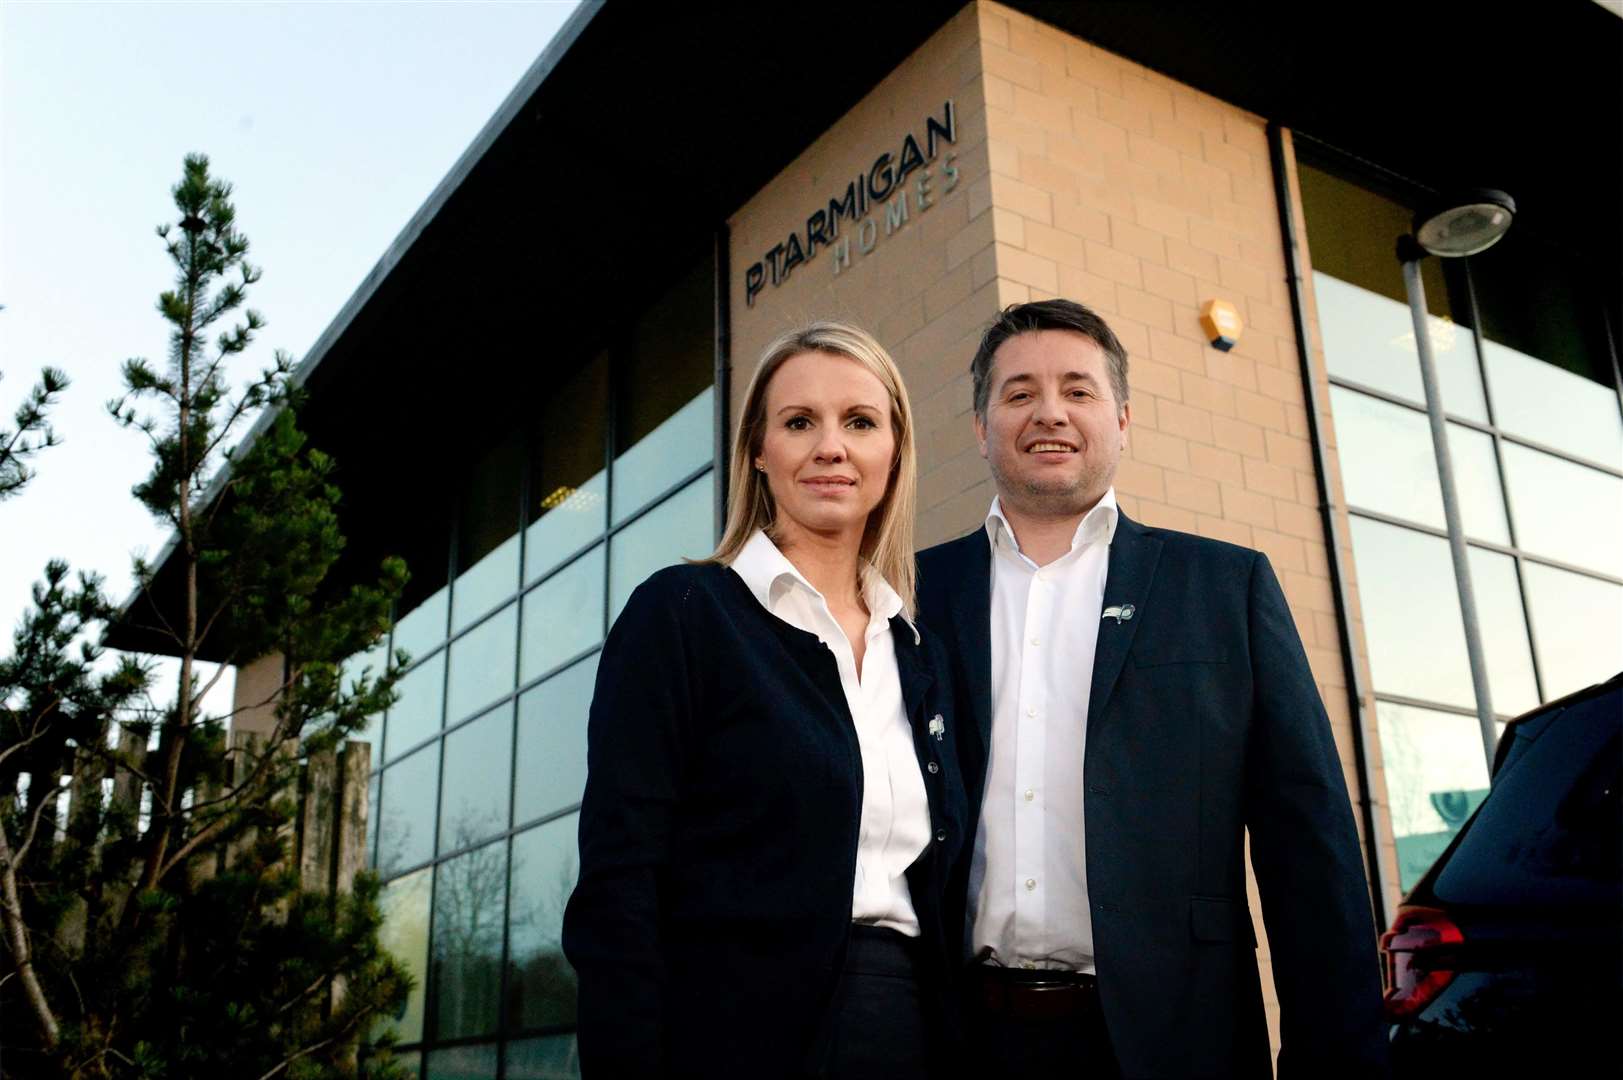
[1466,546,1539,717]
[528,472,607,585]
[373,867,432,1045]
[1313,271,1487,421]
[515,656,597,827]
[377,743,439,877]
[1523,562,1623,701]
[394,586,449,664]
[1484,339,1623,469]
[385,651,445,762]
[1469,228,1617,401]
[1501,443,1623,579]
[430,841,508,1041]
[506,1035,581,1079]
[366,774,380,869]
[520,546,605,685]
[453,431,524,631]
[1449,423,1512,546]
[1376,701,1492,891]
[438,703,514,855]
[611,386,714,523]
[1348,517,1473,709]
[1331,386,1437,524]
[528,352,609,584]
[507,816,581,1032]
[424,1043,496,1080]
[608,473,715,622]
[452,534,519,634]
[445,603,517,727]
[1330,388,1509,542]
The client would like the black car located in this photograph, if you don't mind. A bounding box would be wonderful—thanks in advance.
[1380,672,1622,1074]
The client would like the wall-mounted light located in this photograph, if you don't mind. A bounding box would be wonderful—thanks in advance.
[1411,188,1515,258]
[1199,299,1244,351]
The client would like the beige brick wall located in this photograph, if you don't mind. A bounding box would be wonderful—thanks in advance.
[728,0,1397,1060]
[727,4,999,545]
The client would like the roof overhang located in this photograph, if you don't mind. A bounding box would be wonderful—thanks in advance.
[108,0,1621,658]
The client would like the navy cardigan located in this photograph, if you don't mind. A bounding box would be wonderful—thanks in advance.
[561,562,969,1079]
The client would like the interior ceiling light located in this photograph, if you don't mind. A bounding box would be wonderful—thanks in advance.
[1413,189,1516,257]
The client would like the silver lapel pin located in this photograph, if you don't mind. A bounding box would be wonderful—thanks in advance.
[1101,603,1136,624]
[928,714,945,741]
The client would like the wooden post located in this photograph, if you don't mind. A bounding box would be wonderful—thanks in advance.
[329,740,373,1037]
[298,749,338,893]
[334,741,370,894]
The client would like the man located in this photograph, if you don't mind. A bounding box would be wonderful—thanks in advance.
[917,299,1388,1078]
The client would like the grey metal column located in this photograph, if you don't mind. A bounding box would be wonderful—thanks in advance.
[1399,252,1498,764]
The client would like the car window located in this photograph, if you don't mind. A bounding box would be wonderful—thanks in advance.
[1434,689,1622,907]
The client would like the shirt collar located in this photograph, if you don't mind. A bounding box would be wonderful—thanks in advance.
[730,529,919,643]
[984,487,1119,559]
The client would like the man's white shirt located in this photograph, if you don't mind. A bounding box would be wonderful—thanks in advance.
[969,489,1118,971]
[730,528,930,936]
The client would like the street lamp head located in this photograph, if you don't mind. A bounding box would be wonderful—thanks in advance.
[1412,189,1516,257]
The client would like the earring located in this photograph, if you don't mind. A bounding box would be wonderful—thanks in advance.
[755,462,766,472]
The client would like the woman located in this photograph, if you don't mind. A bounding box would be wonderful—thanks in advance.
[561,322,967,1079]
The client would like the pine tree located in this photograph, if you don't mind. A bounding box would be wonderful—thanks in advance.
[0,361,70,501]
[0,154,412,1079]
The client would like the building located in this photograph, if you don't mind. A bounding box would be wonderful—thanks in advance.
[114,3,1623,1076]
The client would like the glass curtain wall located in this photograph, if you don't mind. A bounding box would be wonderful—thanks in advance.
[360,252,719,1076]
[1298,159,1623,890]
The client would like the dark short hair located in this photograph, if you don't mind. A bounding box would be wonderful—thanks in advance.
[970,299,1129,418]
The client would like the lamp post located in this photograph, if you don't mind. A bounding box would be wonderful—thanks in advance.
[1397,189,1515,766]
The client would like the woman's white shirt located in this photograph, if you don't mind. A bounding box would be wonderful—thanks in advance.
[729,529,930,936]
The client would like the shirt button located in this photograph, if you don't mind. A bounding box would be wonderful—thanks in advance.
[936,828,947,842]
[1026,706,1037,717]
[927,761,940,774]
[1031,636,1040,646]
[1025,877,1037,891]
[1024,788,1035,802]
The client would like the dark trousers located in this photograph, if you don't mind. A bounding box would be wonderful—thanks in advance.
[808,924,932,1080]
[965,966,1121,1078]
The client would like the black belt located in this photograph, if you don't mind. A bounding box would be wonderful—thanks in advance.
[970,964,1100,1021]
[843,923,922,978]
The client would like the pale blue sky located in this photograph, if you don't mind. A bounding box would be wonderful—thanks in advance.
[1,0,580,709]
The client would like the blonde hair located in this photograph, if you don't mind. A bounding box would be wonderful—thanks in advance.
[707,321,918,613]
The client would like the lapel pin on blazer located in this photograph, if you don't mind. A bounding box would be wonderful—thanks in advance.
[928,714,945,740]
[1101,603,1136,624]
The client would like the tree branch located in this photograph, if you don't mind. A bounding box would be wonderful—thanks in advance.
[14,782,63,867]
[155,721,290,880]
[0,694,61,771]
[199,474,240,536]
[273,970,332,1018]
[252,1034,338,1080]
[189,650,238,713]
[76,738,160,792]
[192,588,242,659]
[251,995,374,1080]
[136,579,182,648]
[0,806,61,1049]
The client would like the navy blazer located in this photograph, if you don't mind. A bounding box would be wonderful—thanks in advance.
[561,563,969,1079]
[917,513,1388,1079]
